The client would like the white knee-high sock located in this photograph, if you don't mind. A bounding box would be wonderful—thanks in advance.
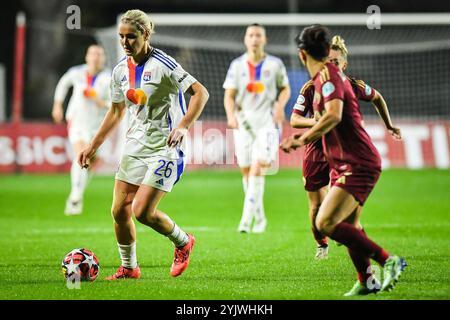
[118,242,137,269]
[69,159,88,202]
[240,175,262,227]
[253,176,266,222]
[242,176,248,194]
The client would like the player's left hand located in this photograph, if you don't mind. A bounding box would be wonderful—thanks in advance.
[388,126,402,140]
[167,127,188,148]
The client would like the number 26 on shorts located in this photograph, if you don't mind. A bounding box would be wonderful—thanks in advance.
[154,159,174,178]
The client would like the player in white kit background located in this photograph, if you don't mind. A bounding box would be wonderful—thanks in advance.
[52,44,111,215]
[78,10,209,279]
[223,24,291,233]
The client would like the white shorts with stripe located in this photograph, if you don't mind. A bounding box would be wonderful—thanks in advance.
[115,152,185,192]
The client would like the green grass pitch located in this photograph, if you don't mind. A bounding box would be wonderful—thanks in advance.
[0,169,449,300]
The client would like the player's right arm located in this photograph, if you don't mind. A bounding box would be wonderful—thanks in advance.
[78,101,126,168]
[52,68,75,123]
[224,88,238,129]
[223,60,239,129]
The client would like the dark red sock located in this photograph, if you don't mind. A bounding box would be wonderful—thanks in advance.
[348,248,371,284]
[311,227,328,247]
[330,222,389,265]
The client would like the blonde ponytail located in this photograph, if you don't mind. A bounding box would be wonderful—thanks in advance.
[120,9,155,37]
[331,35,348,58]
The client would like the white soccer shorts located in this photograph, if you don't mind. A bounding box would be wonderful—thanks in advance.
[233,125,280,168]
[115,154,185,192]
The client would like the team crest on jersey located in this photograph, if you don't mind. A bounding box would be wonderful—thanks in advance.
[322,82,335,97]
[143,71,152,82]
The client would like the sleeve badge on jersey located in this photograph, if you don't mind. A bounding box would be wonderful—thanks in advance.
[294,104,305,112]
[365,84,372,96]
[322,82,335,98]
[294,94,306,112]
[296,94,305,105]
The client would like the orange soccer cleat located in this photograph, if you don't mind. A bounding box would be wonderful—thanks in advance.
[170,234,196,277]
[105,265,141,280]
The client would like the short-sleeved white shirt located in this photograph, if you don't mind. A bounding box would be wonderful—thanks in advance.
[111,48,197,159]
[54,64,111,129]
[223,53,289,131]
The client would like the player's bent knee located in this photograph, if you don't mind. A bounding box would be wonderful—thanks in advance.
[111,206,132,224]
[131,201,147,222]
[135,209,159,226]
[315,218,335,236]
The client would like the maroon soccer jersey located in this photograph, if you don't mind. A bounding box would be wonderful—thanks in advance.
[312,62,381,171]
[292,80,326,163]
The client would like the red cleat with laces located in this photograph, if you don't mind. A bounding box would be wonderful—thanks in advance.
[170,234,196,277]
[105,265,141,280]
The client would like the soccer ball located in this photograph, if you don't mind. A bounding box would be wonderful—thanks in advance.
[61,248,100,282]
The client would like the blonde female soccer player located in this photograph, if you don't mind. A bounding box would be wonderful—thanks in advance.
[78,10,209,279]
[223,23,291,233]
[52,44,110,215]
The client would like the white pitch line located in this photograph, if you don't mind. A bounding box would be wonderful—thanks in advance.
[2,223,449,237]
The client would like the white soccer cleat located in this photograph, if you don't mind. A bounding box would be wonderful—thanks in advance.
[237,223,251,233]
[252,218,267,233]
[315,245,329,260]
[64,198,83,215]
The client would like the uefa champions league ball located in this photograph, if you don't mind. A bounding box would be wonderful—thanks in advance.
[61,248,100,282]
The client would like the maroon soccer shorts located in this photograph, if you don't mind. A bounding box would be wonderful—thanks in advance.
[302,160,330,192]
[330,165,381,205]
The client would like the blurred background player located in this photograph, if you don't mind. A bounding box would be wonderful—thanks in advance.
[289,35,401,260]
[281,25,406,296]
[79,10,209,279]
[52,44,111,215]
[223,23,291,233]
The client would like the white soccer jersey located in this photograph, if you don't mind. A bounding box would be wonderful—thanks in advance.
[54,64,111,130]
[223,53,289,132]
[111,48,197,159]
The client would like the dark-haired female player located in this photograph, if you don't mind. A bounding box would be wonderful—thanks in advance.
[289,35,401,260]
[282,25,406,296]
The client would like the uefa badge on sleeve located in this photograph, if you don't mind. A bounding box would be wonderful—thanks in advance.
[322,82,335,98]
